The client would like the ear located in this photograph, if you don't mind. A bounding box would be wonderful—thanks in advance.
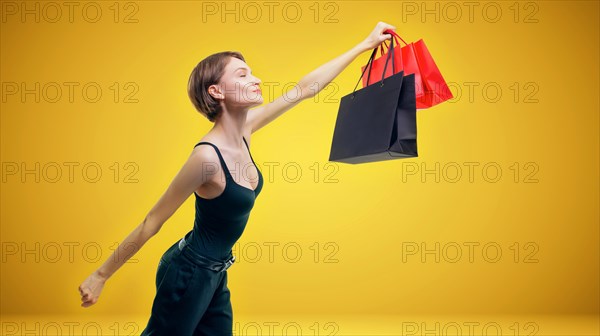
[208,84,224,100]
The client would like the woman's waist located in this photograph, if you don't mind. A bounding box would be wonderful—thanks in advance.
[178,231,235,272]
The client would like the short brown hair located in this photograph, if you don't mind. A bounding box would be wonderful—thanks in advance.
[187,51,246,123]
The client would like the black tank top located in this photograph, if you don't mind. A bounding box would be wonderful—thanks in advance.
[188,136,263,260]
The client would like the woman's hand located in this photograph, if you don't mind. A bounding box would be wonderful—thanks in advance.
[78,271,106,307]
[359,21,397,52]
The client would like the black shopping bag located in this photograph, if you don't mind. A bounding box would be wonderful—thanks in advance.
[328,38,418,164]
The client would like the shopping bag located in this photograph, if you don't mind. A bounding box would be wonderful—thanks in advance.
[360,29,453,109]
[329,38,417,164]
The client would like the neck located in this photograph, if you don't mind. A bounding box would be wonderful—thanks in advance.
[210,104,249,149]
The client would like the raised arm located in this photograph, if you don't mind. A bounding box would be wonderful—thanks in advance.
[77,145,219,307]
[246,21,397,134]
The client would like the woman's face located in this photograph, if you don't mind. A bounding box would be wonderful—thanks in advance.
[211,57,263,110]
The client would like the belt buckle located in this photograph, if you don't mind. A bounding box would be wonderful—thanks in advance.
[178,237,186,251]
[221,255,235,272]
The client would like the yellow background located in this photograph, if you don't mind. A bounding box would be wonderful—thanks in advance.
[1,0,598,334]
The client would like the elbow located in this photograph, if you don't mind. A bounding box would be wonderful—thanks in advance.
[141,215,162,238]
[296,84,314,101]
[294,79,313,100]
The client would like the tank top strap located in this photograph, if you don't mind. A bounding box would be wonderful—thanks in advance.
[193,141,232,179]
[242,136,256,165]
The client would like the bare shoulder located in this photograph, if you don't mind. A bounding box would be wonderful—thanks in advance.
[190,143,222,177]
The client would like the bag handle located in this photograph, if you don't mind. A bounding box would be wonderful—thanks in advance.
[377,30,408,55]
[385,29,408,45]
[353,46,378,95]
[381,36,396,82]
[352,35,396,97]
[353,30,404,92]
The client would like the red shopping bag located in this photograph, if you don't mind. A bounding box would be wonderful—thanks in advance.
[361,30,453,109]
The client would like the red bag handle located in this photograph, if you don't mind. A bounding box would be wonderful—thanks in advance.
[377,30,408,56]
[385,29,408,44]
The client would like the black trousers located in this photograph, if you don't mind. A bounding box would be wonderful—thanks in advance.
[140,238,234,336]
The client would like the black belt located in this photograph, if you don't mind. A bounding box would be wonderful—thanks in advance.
[178,235,235,272]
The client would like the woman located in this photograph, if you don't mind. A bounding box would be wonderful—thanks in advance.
[78,21,397,335]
